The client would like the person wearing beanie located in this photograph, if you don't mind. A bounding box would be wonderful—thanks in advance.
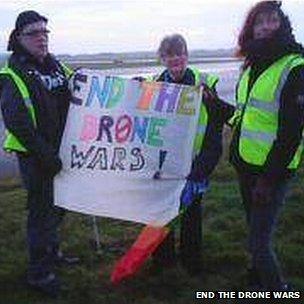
[0,11,77,297]
[229,1,304,290]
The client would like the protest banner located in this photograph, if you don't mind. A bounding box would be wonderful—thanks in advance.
[54,69,202,225]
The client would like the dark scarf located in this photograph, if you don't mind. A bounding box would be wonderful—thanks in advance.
[9,45,70,97]
[242,31,304,69]
[161,68,195,85]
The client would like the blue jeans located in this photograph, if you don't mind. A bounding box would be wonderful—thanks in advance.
[18,155,65,279]
[237,171,289,290]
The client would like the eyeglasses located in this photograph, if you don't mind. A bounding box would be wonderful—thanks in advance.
[21,29,50,37]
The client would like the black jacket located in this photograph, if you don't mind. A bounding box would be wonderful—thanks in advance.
[157,68,235,181]
[0,50,71,169]
[230,55,304,182]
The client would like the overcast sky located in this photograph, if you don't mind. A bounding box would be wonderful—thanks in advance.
[0,0,303,55]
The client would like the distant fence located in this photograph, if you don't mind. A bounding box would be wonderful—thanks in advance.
[65,57,242,70]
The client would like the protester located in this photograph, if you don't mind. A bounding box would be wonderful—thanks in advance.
[229,1,304,290]
[0,10,78,297]
[142,34,234,274]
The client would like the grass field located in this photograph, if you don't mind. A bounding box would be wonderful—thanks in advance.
[0,129,304,304]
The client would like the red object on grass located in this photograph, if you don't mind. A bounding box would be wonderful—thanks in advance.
[110,225,169,284]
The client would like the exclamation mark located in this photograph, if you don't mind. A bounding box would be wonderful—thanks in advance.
[153,150,167,179]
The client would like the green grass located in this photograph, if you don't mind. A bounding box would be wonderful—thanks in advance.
[0,134,304,303]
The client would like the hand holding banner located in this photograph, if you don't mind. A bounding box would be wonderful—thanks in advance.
[55,69,202,225]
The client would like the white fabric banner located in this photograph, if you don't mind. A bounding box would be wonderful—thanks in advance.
[54,69,202,225]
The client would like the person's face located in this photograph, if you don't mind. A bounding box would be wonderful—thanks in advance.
[18,21,49,60]
[253,10,281,40]
[162,47,188,81]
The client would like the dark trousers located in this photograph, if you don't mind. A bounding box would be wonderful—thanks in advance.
[18,155,65,279]
[237,170,289,290]
[153,199,203,267]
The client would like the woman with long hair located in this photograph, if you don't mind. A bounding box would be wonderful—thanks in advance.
[230,1,304,291]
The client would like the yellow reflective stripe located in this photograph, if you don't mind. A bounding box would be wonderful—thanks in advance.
[145,75,156,82]
[237,67,251,105]
[288,145,303,169]
[272,56,304,102]
[3,133,28,153]
[190,68,218,156]
[238,54,304,169]
[206,74,219,89]
[193,126,206,156]
[0,66,37,127]
[191,67,219,88]
[193,100,208,155]
[243,106,277,134]
[60,62,73,79]
[0,67,30,99]
[28,105,37,127]
[228,110,241,127]
[189,67,202,85]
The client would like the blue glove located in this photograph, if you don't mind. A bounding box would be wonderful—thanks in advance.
[180,180,209,207]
